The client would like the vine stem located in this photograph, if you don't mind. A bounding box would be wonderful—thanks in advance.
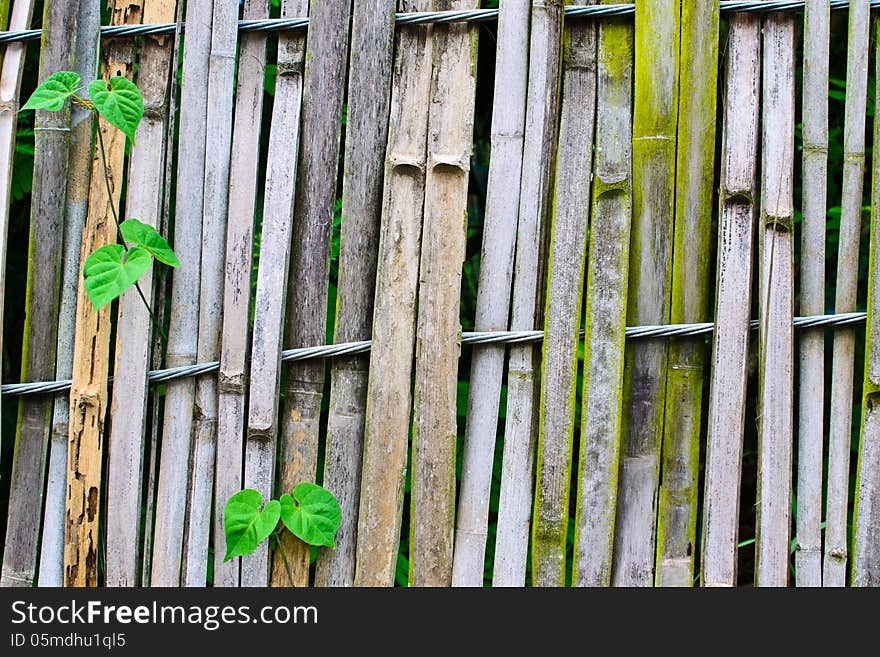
[90,104,169,345]
[271,530,296,586]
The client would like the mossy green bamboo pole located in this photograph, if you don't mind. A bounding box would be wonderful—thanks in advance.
[797,0,829,588]
[700,14,760,587]
[452,0,528,587]
[613,0,679,587]
[851,15,880,589]
[2,0,76,589]
[531,9,596,588]
[572,6,631,588]
[37,0,99,588]
[655,0,719,587]
[824,0,870,588]
[492,0,563,587]
[355,0,433,587]
[755,9,795,588]
[272,0,351,588]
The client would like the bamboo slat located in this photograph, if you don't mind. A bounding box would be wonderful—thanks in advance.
[492,0,563,588]
[315,0,396,588]
[701,14,761,587]
[105,0,177,587]
[2,0,75,589]
[531,13,596,588]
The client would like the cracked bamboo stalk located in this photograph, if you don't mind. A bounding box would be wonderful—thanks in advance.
[315,0,395,588]
[572,7,631,588]
[65,0,143,587]
[354,0,433,587]
[151,0,211,587]
[824,0,869,588]
[106,0,177,587]
[2,0,76,589]
[451,0,528,588]
[243,0,308,587]
[182,0,239,587]
[796,0,829,588]
[38,0,99,588]
[613,0,679,587]
[271,0,351,588]
[531,12,596,588]
[492,0,562,587]
[852,16,880,587]
[214,0,270,589]
[700,14,760,587]
[755,10,795,588]
[655,0,719,587]
[409,0,479,587]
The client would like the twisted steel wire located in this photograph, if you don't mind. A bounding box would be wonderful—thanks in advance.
[0,312,866,397]
[0,2,871,44]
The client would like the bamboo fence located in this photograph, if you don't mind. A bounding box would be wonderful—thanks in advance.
[1,0,879,588]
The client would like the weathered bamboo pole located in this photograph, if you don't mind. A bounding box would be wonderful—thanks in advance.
[37,0,100,588]
[755,9,795,588]
[853,18,880,586]
[182,0,238,587]
[572,7,631,588]
[797,0,829,588]
[654,0,719,587]
[492,0,563,587]
[824,0,869,588]
[613,0,679,587]
[700,14,761,587]
[214,0,270,589]
[270,0,351,588]
[1,0,76,589]
[354,0,433,587]
[315,0,396,587]
[105,0,177,587]
[150,0,211,587]
[65,0,143,587]
[530,12,595,588]
[409,0,479,587]
[451,0,529,588]
[243,0,309,586]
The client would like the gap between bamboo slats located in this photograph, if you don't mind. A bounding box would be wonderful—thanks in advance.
[409,0,479,588]
[214,0,270,589]
[613,0,679,587]
[701,14,761,587]
[451,0,528,588]
[755,9,795,588]
[243,0,309,587]
[182,0,238,587]
[354,0,434,587]
[851,13,880,589]
[531,9,596,588]
[38,0,99,588]
[105,0,177,587]
[797,0,829,589]
[655,0,719,587]
[315,0,396,587]
[824,0,870,588]
[2,0,75,589]
[492,0,563,587]
[572,6,632,588]
[150,0,211,587]
[65,0,143,587]
[270,0,351,588]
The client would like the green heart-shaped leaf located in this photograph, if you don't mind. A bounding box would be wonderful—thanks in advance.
[21,71,81,112]
[280,483,341,549]
[82,244,151,310]
[119,218,180,267]
[88,76,144,143]
[223,489,281,562]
